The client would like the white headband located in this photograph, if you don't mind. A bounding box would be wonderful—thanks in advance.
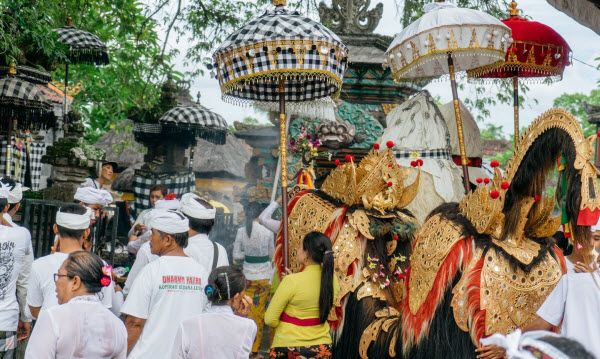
[7,183,28,204]
[0,182,10,200]
[74,187,113,206]
[155,198,182,211]
[180,193,216,219]
[148,209,189,234]
[56,207,93,230]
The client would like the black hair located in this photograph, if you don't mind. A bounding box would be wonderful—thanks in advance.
[553,230,573,256]
[204,266,246,305]
[245,201,265,237]
[537,336,595,359]
[63,251,107,294]
[150,184,168,197]
[56,204,88,239]
[0,198,7,212]
[157,229,189,248]
[187,198,215,234]
[303,231,334,323]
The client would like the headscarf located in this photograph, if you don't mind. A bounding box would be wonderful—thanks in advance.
[180,193,216,219]
[147,209,189,234]
[56,207,94,230]
[74,187,113,206]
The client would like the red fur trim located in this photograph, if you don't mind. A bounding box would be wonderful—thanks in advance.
[464,257,485,345]
[553,245,567,274]
[324,206,347,247]
[274,190,310,279]
[402,238,474,351]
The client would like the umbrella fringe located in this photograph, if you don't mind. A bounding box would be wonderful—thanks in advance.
[0,108,56,130]
[69,48,109,66]
[133,122,228,146]
[466,62,565,81]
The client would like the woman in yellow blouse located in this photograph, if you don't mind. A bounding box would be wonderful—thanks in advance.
[265,231,339,359]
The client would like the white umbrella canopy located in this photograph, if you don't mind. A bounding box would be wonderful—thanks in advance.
[384,1,511,192]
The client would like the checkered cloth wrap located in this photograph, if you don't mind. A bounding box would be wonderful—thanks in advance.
[158,105,228,145]
[213,6,348,103]
[0,77,55,130]
[0,137,46,190]
[132,172,196,217]
[0,331,15,356]
[394,149,451,160]
[52,26,109,65]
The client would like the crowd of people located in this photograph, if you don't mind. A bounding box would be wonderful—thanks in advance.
[0,157,596,359]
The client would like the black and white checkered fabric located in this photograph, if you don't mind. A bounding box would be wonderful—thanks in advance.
[394,149,451,160]
[0,137,46,190]
[159,105,227,129]
[132,171,196,217]
[213,6,348,103]
[52,26,109,65]
[0,77,52,111]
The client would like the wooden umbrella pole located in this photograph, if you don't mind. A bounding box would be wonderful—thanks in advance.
[64,63,69,123]
[513,71,519,146]
[447,53,471,193]
[279,77,289,270]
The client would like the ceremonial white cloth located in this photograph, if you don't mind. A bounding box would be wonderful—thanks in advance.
[154,198,181,211]
[172,305,257,359]
[185,233,228,271]
[480,329,571,359]
[181,193,216,219]
[233,222,274,280]
[0,225,31,330]
[55,208,93,230]
[7,183,27,204]
[0,182,9,199]
[27,252,112,315]
[74,187,113,206]
[147,209,189,234]
[25,295,127,359]
[121,256,209,359]
[537,272,600,358]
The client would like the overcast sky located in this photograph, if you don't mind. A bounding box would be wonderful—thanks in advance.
[172,0,600,135]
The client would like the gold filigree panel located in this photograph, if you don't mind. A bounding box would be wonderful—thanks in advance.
[408,214,464,315]
[334,221,363,305]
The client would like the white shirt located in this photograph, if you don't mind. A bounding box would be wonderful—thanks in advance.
[127,230,151,255]
[0,225,32,330]
[258,202,281,233]
[537,272,600,358]
[123,242,157,297]
[3,214,34,322]
[184,233,229,271]
[121,256,210,359]
[25,295,127,359]
[233,223,274,280]
[172,305,257,359]
[27,252,113,316]
[128,208,152,238]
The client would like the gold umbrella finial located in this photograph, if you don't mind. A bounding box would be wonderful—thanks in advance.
[509,1,519,16]
[66,14,72,26]
[8,62,16,76]
[273,0,286,6]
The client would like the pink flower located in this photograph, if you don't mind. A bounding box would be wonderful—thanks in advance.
[102,265,113,277]
[100,277,111,287]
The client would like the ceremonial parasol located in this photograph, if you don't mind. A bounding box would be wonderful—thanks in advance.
[467,1,571,145]
[212,0,348,268]
[53,15,109,122]
[0,64,54,176]
[384,0,511,192]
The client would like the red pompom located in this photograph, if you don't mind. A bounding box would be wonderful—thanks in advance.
[398,274,405,280]
[374,143,380,150]
[534,195,542,202]
[501,182,510,190]
[345,155,352,162]
[483,178,490,184]
[100,276,111,287]
[490,160,500,168]
[597,130,600,137]
[388,181,393,187]
[393,235,399,241]
[546,49,552,54]
[388,164,393,168]
[386,141,394,148]
[511,46,518,53]
[410,161,417,167]
[397,164,400,168]
[490,190,500,199]
[334,159,341,167]
[476,178,483,183]
[416,159,423,166]
[351,156,355,162]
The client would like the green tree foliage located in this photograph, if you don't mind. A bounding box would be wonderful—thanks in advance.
[553,89,600,137]
[480,123,506,140]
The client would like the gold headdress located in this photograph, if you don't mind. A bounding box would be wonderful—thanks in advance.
[459,108,600,239]
[321,142,421,213]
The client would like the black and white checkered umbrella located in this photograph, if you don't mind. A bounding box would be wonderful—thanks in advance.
[52,25,109,65]
[159,105,228,145]
[0,76,55,130]
[212,2,348,104]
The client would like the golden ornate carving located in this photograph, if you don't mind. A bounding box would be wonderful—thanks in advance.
[279,112,288,187]
[8,62,16,76]
[468,28,480,49]
[381,103,398,115]
[51,81,83,96]
[509,1,519,16]
[526,195,561,238]
[447,29,459,50]
[359,307,401,359]
[453,99,469,166]
[333,221,364,304]
[408,214,465,315]
[287,193,337,273]
[320,146,421,213]
[480,247,562,335]
[492,237,540,265]
[426,33,438,54]
[356,279,387,302]
[349,210,374,239]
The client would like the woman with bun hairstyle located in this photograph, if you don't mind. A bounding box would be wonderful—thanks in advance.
[172,266,256,359]
[25,251,127,358]
[265,232,339,359]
